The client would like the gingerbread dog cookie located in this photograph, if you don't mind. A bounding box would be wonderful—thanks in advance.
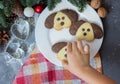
[69,20,103,42]
[52,42,67,61]
[45,9,78,30]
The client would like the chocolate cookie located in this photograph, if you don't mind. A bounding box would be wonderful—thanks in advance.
[45,9,78,30]
[69,20,103,42]
[52,42,67,61]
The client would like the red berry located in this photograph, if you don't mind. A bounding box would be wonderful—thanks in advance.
[34,5,43,13]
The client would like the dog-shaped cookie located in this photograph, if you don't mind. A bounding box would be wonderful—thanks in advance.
[69,20,103,42]
[52,42,67,61]
[45,9,78,30]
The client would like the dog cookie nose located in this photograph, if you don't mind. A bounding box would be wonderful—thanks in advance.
[83,32,87,36]
[60,22,64,26]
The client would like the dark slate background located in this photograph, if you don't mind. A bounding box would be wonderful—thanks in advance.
[100,0,120,83]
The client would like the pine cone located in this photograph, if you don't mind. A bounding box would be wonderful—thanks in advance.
[12,0,24,17]
[6,13,17,22]
[0,30,10,45]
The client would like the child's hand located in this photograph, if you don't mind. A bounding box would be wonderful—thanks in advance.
[62,41,117,84]
[62,41,90,76]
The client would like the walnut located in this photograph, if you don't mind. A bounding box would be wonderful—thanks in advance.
[98,7,108,18]
[90,0,102,9]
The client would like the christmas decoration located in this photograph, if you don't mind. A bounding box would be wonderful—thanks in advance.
[34,5,43,13]
[0,11,8,28]
[6,13,17,22]
[23,7,34,17]
[12,0,24,17]
[39,0,87,12]
[0,0,15,28]
[0,0,88,29]
[47,0,61,10]
[0,30,10,44]
[19,0,38,7]
[68,0,87,12]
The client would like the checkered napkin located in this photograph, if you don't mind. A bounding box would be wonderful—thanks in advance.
[12,47,102,84]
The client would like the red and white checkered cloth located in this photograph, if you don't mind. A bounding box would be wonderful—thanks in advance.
[12,47,102,84]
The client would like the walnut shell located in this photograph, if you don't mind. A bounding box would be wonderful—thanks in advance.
[98,7,108,18]
[91,0,102,9]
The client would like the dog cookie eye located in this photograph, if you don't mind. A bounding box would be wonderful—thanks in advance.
[57,18,60,21]
[62,17,65,20]
[60,22,64,26]
[82,28,85,31]
[64,54,67,57]
[83,32,87,36]
[87,28,90,32]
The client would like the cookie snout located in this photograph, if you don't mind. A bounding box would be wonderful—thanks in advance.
[60,22,65,26]
[83,32,87,36]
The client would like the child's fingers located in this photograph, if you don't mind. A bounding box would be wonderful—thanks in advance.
[84,44,90,54]
[77,41,84,53]
[67,42,72,52]
[72,41,78,52]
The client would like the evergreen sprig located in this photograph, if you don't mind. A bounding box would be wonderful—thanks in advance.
[19,0,38,7]
[68,0,87,12]
[40,0,87,12]
[0,1,4,9]
[0,9,7,27]
[3,0,15,17]
[0,0,15,28]
[47,0,61,10]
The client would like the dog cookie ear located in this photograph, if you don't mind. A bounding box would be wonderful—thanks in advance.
[61,9,78,23]
[52,42,67,53]
[69,20,85,35]
[52,42,67,61]
[45,13,56,29]
[91,23,103,39]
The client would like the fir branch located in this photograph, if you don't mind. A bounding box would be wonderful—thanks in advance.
[39,0,47,8]
[19,0,38,7]
[0,1,4,9]
[39,0,47,4]
[47,0,55,10]
[68,0,87,12]
[0,9,7,27]
[3,0,15,16]
[47,0,61,10]
[26,0,38,7]
[55,0,62,4]
[19,0,26,7]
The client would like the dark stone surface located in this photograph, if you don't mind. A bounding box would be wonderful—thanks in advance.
[100,0,120,83]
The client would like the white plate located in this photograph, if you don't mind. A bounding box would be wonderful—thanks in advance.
[35,0,103,66]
